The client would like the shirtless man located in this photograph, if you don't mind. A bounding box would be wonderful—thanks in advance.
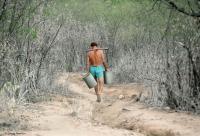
[86,42,109,102]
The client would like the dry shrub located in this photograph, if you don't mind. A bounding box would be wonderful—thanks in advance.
[0,82,28,132]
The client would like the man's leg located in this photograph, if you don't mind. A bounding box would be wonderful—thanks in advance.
[96,77,104,102]
[96,78,101,102]
[95,66,104,102]
[93,76,101,102]
[98,77,104,94]
[94,77,99,95]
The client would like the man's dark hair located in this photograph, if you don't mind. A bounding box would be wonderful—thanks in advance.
[91,42,98,47]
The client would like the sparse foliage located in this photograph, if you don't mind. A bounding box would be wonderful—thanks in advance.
[0,0,200,118]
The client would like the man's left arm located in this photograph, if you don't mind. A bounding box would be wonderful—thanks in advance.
[101,51,109,71]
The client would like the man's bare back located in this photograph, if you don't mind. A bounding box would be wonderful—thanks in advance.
[87,49,104,66]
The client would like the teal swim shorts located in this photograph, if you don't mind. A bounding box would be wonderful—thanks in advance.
[89,65,105,78]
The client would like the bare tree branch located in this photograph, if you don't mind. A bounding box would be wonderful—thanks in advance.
[0,0,7,21]
[152,0,160,10]
[187,0,195,13]
[35,23,63,87]
[195,0,200,9]
[162,0,200,17]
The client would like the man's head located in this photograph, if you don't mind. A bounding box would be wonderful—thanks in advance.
[90,42,98,48]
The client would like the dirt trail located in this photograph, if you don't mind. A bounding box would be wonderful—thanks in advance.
[17,101,141,136]
[3,72,200,136]
[4,73,144,136]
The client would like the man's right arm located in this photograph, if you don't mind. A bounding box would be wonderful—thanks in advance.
[86,53,90,72]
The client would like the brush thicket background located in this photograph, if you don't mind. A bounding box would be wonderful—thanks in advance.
[0,1,200,129]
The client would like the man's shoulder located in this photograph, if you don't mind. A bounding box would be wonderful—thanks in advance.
[87,51,92,55]
[98,49,103,54]
[87,49,103,55]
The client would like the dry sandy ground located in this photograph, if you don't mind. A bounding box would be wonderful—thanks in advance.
[2,73,200,136]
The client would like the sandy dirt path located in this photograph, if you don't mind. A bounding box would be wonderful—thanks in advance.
[3,72,200,136]
[19,101,142,136]
[59,73,200,136]
[10,73,144,136]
